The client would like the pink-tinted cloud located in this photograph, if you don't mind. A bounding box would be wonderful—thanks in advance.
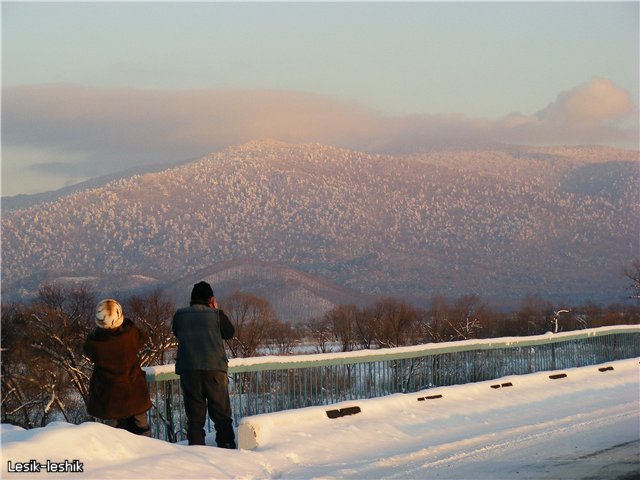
[2,85,383,172]
[485,78,638,148]
[2,78,637,184]
[537,77,635,124]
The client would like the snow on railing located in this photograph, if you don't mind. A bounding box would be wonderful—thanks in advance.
[144,325,640,442]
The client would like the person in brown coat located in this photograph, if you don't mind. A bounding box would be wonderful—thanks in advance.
[84,299,152,436]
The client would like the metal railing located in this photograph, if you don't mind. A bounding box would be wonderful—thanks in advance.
[143,325,640,442]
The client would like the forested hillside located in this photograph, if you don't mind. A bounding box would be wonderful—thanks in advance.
[2,140,637,315]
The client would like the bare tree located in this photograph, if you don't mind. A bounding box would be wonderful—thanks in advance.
[447,295,485,340]
[1,302,45,427]
[368,298,419,348]
[353,304,378,349]
[516,295,553,335]
[424,295,494,341]
[425,294,453,342]
[1,284,96,427]
[29,284,96,405]
[302,316,334,353]
[264,320,300,355]
[124,289,177,366]
[324,304,359,352]
[221,291,278,358]
[623,258,640,303]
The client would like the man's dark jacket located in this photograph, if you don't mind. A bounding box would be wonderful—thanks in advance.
[172,304,234,374]
[83,319,152,419]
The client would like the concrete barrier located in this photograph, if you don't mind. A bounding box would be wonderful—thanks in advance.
[238,402,363,450]
[237,362,627,450]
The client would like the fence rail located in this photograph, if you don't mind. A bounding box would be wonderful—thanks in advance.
[144,325,640,442]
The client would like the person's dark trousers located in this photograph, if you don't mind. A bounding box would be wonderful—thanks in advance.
[179,370,235,448]
[114,412,151,436]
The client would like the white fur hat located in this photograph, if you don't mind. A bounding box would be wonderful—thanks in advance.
[95,299,124,329]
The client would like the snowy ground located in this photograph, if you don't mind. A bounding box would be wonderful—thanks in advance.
[2,358,638,480]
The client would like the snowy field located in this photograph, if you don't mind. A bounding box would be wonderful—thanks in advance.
[2,358,638,480]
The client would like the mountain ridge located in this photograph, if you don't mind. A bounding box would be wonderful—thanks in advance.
[166,259,373,322]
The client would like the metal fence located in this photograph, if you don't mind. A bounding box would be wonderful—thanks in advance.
[143,325,640,442]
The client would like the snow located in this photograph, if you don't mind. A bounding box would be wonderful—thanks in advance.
[128,275,158,283]
[51,276,100,283]
[2,358,638,479]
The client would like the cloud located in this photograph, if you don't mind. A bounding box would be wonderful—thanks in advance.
[490,78,639,148]
[2,86,383,174]
[375,78,638,152]
[537,77,635,124]
[2,79,638,194]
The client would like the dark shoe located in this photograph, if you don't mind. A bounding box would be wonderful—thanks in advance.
[187,431,206,446]
[217,442,236,449]
[214,419,235,447]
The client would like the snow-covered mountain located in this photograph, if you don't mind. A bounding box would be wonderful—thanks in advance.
[1,140,638,317]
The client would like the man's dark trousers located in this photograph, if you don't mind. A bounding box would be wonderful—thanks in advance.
[179,370,235,447]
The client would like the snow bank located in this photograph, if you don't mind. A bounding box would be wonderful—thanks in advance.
[3,358,638,479]
[237,357,639,450]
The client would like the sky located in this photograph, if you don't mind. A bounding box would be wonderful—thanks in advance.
[1,357,638,478]
[2,1,639,196]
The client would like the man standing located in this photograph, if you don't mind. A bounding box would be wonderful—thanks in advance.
[172,281,236,448]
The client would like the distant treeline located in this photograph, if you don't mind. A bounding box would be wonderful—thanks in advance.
[2,283,639,429]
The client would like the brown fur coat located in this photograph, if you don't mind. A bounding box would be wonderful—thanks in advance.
[83,319,152,419]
